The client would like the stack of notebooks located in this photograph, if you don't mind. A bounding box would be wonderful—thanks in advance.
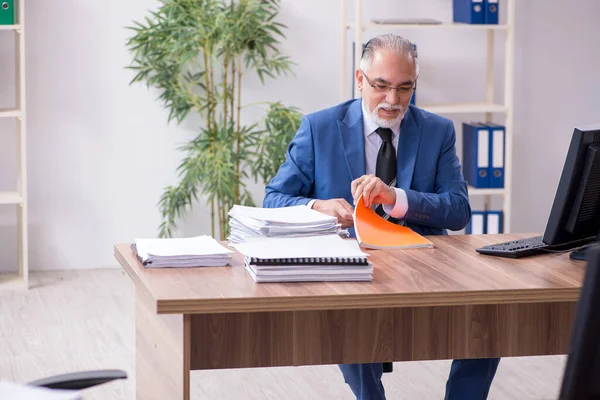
[132,235,233,268]
[228,204,347,244]
[234,234,372,282]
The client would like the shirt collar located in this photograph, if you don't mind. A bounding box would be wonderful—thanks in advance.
[361,100,401,138]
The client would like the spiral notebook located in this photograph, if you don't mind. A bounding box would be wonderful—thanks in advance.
[246,256,370,266]
[234,235,372,282]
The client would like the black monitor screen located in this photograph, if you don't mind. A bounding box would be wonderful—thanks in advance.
[543,125,600,249]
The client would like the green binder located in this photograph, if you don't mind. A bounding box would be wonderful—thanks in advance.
[0,0,15,25]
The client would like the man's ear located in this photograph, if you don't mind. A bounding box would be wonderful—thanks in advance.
[355,69,363,91]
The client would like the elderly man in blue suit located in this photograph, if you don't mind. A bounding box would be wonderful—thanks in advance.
[263,33,500,400]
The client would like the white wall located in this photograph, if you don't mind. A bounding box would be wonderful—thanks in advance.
[0,0,599,271]
[510,0,600,233]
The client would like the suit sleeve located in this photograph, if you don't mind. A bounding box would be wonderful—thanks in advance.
[263,116,315,208]
[402,121,471,231]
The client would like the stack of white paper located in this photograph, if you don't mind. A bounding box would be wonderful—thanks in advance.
[228,205,347,244]
[234,235,372,282]
[133,235,233,268]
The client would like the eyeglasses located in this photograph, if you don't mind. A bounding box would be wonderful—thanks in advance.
[360,69,416,96]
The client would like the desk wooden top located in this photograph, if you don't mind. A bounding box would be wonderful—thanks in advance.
[114,233,585,314]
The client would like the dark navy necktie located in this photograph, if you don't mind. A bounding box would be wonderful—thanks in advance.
[374,127,400,223]
[375,127,396,185]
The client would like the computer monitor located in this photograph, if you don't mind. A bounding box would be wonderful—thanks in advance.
[542,124,600,260]
[558,243,600,399]
[476,124,600,259]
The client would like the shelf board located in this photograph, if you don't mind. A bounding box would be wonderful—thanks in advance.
[0,109,22,118]
[0,191,23,205]
[0,24,20,31]
[468,186,505,196]
[419,102,507,114]
[350,22,510,31]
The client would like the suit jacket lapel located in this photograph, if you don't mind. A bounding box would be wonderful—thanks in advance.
[337,99,366,181]
[397,106,421,189]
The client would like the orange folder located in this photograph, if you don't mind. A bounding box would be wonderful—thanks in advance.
[353,194,434,249]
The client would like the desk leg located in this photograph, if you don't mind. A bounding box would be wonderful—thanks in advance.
[135,289,190,400]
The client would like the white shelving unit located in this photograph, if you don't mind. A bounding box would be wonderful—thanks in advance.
[340,0,515,233]
[1,0,28,289]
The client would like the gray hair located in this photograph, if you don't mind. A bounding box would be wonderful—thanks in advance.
[359,34,419,76]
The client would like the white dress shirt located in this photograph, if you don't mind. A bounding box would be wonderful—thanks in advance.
[360,101,409,219]
[307,101,409,219]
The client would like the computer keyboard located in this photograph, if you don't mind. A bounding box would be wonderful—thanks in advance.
[476,235,549,258]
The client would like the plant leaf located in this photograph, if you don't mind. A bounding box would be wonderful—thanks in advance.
[125,0,299,235]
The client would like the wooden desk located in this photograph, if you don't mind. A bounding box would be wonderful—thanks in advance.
[114,233,584,400]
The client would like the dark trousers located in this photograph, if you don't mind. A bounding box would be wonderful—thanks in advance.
[339,358,501,400]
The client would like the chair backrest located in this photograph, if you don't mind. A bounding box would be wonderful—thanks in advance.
[558,243,600,399]
[28,369,127,391]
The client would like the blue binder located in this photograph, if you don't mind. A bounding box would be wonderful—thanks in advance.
[462,122,490,188]
[466,210,486,234]
[486,123,505,188]
[484,0,499,24]
[453,0,484,24]
[485,210,503,234]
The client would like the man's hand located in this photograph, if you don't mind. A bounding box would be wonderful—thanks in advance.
[351,174,397,208]
[312,198,354,228]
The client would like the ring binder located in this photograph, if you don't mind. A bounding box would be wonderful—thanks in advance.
[0,0,14,25]
[235,235,373,282]
[247,256,370,266]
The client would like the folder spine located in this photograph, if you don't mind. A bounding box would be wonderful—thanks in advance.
[0,0,15,25]
[467,211,504,234]
[485,210,504,234]
[462,122,490,188]
[484,0,499,24]
[466,211,486,234]
[453,0,484,24]
[487,123,505,188]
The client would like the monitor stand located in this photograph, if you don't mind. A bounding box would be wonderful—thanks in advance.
[569,231,600,261]
[570,243,596,261]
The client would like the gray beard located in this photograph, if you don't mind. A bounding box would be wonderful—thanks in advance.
[369,104,405,128]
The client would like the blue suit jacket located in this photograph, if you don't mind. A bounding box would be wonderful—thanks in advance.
[263,98,471,237]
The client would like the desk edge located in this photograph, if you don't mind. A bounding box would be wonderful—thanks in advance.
[154,287,580,314]
[114,245,158,313]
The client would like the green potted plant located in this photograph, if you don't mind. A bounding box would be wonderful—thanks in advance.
[126,0,302,239]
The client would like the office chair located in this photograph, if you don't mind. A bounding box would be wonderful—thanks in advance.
[27,369,127,391]
[558,243,600,399]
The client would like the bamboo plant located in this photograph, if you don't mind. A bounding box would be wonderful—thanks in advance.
[126,0,302,239]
